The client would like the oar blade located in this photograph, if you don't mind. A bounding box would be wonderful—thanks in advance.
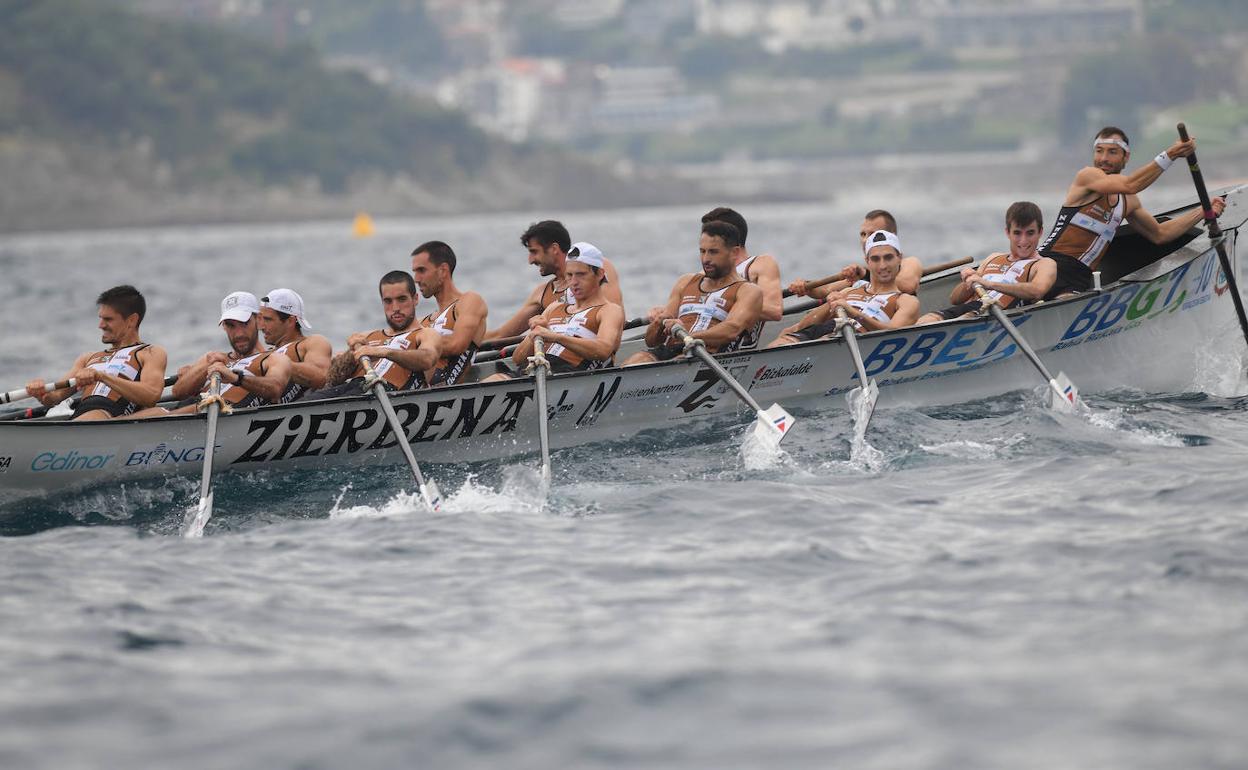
[182,491,213,538]
[845,379,879,430]
[1048,372,1080,412]
[752,403,795,445]
[421,479,443,513]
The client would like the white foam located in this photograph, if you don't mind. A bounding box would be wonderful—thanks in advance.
[1082,407,1186,447]
[328,467,550,521]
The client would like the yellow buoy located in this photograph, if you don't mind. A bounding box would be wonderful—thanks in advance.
[352,212,375,238]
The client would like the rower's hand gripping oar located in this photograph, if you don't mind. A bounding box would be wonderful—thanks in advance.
[183,372,228,538]
[2,377,77,406]
[972,284,1080,411]
[670,324,794,445]
[360,356,442,512]
[526,337,553,488]
[834,307,879,440]
[1176,122,1248,350]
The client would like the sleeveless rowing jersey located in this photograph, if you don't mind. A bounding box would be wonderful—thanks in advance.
[218,351,274,408]
[538,271,610,310]
[421,300,477,386]
[673,275,753,354]
[735,254,757,281]
[842,283,901,332]
[1039,191,1125,271]
[270,338,310,403]
[349,329,425,390]
[79,343,149,414]
[543,302,613,370]
[977,253,1040,309]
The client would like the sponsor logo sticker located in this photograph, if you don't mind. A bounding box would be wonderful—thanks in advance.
[124,442,211,467]
[30,449,115,473]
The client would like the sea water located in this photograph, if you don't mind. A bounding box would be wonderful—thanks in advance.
[2,192,1247,769]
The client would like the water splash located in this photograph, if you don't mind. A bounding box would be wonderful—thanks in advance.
[740,428,788,471]
[328,467,549,520]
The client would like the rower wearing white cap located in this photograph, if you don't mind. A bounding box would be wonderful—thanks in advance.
[258,288,332,398]
[768,230,919,346]
[787,209,924,299]
[485,220,624,341]
[136,291,292,416]
[483,243,624,381]
[24,285,168,420]
[1040,125,1222,298]
[624,220,763,365]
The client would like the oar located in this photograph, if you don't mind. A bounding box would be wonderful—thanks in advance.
[834,308,879,441]
[1177,122,1248,348]
[360,356,442,512]
[182,372,225,538]
[973,284,1080,411]
[670,324,795,445]
[528,338,553,487]
[2,378,76,405]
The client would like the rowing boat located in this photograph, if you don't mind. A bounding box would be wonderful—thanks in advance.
[1,189,1244,505]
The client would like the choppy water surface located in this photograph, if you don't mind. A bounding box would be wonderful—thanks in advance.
[3,194,1248,769]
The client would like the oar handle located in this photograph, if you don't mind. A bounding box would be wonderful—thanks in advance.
[1177,123,1222,235]
[1,377,77,405]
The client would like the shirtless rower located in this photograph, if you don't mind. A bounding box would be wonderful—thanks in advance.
[786,209,924,299]
[258,288,332,399]
[25,285,168,420]
[485,220,623,340]
[768,230,920,346]
[484,244,625,380]
[700,206,783,323]
[301,271,441,400]
[623,220,763,366]
[918,202,1057,324]
[135,291,292,416]
[1042,125,1224,298]
[411,240,488,386]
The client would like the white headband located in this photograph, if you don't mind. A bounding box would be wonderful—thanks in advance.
[863,229,902,256]
[1094,137,1130,153]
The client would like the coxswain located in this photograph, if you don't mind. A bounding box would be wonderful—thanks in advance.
[135,291,291,416]
[484,245,625,381]
[768,230,919,346]
[700,206,783,323]
[411,240,488,386]
[301,271,442,400]
[25,285,168,420]
[918,202,1057,323]
[1041,126,1224,298]
[623,220,763,365]
[258,288,332,398]
[485,220,624,341]
[786,209,924,299]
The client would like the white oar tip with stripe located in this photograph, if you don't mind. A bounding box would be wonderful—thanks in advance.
[752,403,796,445]
[1048,372,1081,412]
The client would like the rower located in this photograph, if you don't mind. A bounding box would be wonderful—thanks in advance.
[786,209,924,298]
[484,220,623,341]
[918,202,1057,323]
[135,291,292,416]
[258,288,332,398]
[24,285,168,420]
[1042,125,1224,298]
[301,271,441,400]
[700,206,783,323]
[768,230,920,346]
[623,220,763,366]
[411,240,488,386]
[484,245,625,381]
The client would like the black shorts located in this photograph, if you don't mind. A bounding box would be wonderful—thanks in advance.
[72,395,135,419]
[788,320,840,342]
[934,300,984,320]
[1043,253,1092,299]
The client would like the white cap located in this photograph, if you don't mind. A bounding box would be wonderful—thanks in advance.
[567,242,605,269]
[863,230,902,256]
[262,288,313,332]
[219,291,260,325]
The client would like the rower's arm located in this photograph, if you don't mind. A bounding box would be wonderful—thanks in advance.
[949,263,991,305]
[442,293,488,358]
[87,345,169,408]
[485,284,544,340]
[170,354,215,400]
[645,278,686,347]
[541,303,625,363]
[1127,196,1225,245]
[753,254,784,321]
[988,259,1057,303]
[244,354,291,403]
[897,256,923,295]
[286,336,332,390]
[374,328,441,372]
[691,283,763,348]
[27,353,89,406]
[846,294,919,332]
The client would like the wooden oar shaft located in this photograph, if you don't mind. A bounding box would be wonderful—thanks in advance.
[1177,122,1248,347]
[671,326,768,415]
[972,284,1069,404]
[835,309,870,385]
[361,356,440,511]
